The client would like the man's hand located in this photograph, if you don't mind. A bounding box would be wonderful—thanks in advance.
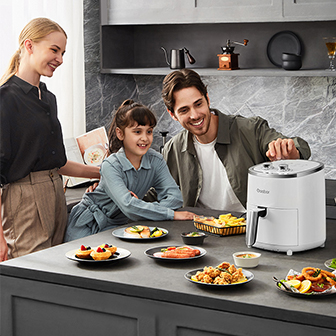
[174,211,195,220]
[266,138,300,161]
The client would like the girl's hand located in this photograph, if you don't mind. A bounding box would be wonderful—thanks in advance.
[174,211,195,221]
[85,182,99,193]
[129,190,138,199]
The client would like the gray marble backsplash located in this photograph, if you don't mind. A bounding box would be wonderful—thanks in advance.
[84,0,336,179]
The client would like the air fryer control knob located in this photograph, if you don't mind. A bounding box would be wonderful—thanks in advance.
[262,163,272,170]
[278,164,289,171]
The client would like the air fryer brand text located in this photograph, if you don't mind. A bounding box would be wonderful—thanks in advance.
[256,188,270,194]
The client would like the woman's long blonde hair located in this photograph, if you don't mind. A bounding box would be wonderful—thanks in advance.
[0,17,67,86]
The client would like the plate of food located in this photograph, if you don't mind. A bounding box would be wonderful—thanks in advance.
[145,245,206,261]
[324,258,336,271]
[83,144,106,166]
[112,225,168,240]
[66,244,131,263]
[275,267,336,296]
[185,261,254,287]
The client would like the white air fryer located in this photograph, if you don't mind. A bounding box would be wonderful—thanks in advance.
[246,160,326,255]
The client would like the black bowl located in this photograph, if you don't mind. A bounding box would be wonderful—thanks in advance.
[282,60,302,70]
[282,52,301,61]
[181,232,207,245]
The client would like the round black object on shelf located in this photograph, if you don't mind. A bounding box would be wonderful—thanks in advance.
[267,31,302,67]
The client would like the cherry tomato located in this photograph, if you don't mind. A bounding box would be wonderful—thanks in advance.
[167,247,176,251]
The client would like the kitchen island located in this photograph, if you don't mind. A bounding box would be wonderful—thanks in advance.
[1,207,335,336]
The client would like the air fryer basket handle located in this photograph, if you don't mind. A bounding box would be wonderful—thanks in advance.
[246,207,267,248]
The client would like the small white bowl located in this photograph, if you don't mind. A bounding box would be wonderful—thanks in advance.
[233,251,261,268]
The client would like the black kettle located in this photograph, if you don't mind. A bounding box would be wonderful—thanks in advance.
[161,47,196,69]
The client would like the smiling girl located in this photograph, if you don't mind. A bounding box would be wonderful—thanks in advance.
[64,100,194,242]
[0,18,100,260]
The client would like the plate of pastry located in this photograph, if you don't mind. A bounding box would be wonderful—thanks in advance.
[65,244,131,263]
[145,245,206,261]
[112,225,168,240]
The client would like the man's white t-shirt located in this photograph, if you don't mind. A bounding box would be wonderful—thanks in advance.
[193,136,246,212]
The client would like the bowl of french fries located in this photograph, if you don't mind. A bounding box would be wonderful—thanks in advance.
[193,213,246,236]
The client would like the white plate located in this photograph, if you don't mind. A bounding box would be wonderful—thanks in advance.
[324,259,336,271]
[112,226,168,240]
[83,144,106,166]
[145,246,206,261]
[65,247,131,263]
[185,268,254,287]
[275,268,336,297]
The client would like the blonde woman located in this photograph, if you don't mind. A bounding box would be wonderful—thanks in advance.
[0,18,100,261]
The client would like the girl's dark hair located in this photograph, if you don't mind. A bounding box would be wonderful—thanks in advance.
[161,69,208,114]
[107,99,157,155]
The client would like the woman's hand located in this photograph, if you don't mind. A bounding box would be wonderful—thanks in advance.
[0,197,8,262]
[59,160,100,179]
[0,233,8,262]
[174,211,195,220]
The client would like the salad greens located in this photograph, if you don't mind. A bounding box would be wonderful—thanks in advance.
[330,258,336,269]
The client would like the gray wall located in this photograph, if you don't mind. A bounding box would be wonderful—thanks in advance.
[84,0,336,179]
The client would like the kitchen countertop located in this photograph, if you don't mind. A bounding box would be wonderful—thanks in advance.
[1,207,335,333]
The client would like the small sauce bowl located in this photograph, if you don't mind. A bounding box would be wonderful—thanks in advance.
[181,232,207,245]
[233,251,261,268]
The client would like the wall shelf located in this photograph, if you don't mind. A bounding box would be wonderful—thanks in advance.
[101,67,336,77]
[100,21,336,77]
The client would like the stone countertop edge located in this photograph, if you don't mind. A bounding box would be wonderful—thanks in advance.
[0,261,333,331]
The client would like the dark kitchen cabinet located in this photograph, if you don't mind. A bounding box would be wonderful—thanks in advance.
[2,275,336,336]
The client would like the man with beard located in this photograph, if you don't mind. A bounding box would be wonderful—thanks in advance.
[160,69,311,211]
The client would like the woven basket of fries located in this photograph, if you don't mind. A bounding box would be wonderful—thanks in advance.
[193,214,246,237]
